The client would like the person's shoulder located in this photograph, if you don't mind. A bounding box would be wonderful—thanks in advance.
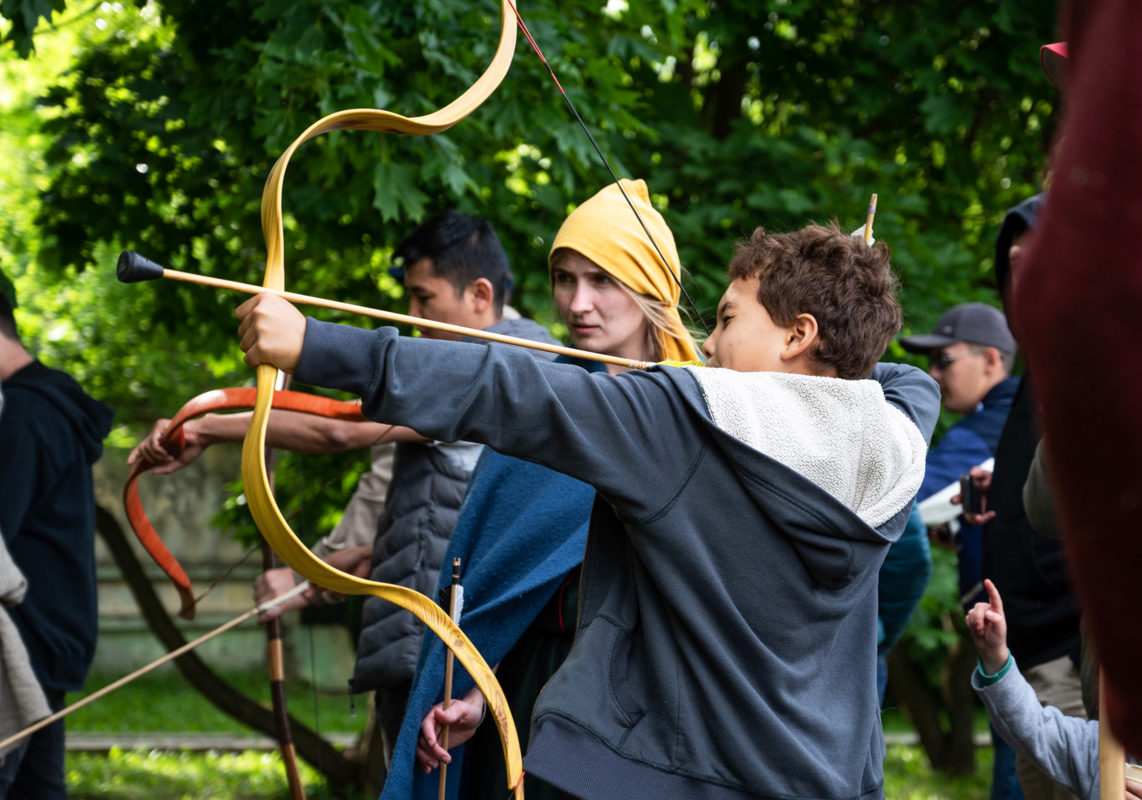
[982,376,1020,409]
[0,365,63,421]
[485,316,558,350]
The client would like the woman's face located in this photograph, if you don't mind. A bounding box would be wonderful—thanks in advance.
[551,251,652,364]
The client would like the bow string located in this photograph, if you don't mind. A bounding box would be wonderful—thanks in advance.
[242,1,525,794]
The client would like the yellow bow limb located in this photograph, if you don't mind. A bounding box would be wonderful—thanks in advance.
[242,379,523,794]
[242,2,525,795]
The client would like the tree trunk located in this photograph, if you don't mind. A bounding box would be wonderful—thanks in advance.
[886,634,978,775]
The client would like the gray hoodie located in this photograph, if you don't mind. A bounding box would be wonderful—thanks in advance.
[294,320,939,800]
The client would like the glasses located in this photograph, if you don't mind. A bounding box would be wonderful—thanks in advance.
[929,348,985,371]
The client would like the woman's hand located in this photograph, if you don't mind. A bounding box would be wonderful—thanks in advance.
[415,687,486,773]
[127,418,206,475]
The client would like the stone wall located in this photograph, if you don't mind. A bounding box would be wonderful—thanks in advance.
[91,444,356,689]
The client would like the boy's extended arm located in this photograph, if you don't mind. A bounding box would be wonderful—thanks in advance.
[293,319,701,517]
[870,362,941,445]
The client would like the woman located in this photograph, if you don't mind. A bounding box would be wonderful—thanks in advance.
[381,178,700,800]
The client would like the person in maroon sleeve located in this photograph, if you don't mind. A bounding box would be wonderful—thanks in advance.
[1011,0,1142,755]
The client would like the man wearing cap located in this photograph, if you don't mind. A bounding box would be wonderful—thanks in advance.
[900,301,1023,800]
[901,302,1019,610]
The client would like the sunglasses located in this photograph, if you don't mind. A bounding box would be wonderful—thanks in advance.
[929,349,985,371]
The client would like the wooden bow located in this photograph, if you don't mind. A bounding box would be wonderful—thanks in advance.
[124,387,365,620]
[241,0,525,794]
[125,386,366,798]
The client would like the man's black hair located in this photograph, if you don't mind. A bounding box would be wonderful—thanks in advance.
[393,210,512,312]
[0,292,18,341]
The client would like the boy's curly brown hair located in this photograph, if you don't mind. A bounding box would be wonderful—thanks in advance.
[727,222,901,379]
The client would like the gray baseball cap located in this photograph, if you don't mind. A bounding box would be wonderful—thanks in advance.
[899,302,1016,354]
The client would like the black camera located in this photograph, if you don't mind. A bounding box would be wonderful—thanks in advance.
[960,474,982,514]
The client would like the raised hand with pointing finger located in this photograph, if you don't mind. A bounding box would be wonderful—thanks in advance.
[966,578,1009,675]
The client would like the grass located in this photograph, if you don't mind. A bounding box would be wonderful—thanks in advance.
[65,668,368,799]
[67,668,365,734]
[68,748,342,800]
[885,745,992,799]
[61,669,994,799]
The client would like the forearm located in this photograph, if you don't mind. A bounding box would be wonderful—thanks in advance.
[872,362,940,444]
[979,645,1010,677]
[192,409,417,453]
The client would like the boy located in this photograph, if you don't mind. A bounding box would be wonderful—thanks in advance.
[967,579,1142,800]
[237,223,939,799]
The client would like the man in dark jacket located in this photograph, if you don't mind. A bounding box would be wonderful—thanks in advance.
[976,196,1084,800]
[901,301,1022,800]
[348,211,558,766]
[0,282,113,799]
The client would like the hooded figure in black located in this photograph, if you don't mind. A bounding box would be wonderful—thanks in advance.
[0,288,113,799]
[983,194,1085,800]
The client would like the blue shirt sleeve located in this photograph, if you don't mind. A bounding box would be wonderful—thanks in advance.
[918,424,993,502]
[877,505,933,653]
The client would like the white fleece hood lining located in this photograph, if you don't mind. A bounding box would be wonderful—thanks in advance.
[686,367,927,529]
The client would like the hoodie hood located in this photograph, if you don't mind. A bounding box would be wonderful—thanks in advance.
[995,194,1045,305]
[685,367,927,529]
[5,362,113,464]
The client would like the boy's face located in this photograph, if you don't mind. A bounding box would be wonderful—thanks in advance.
[702,277,792,372]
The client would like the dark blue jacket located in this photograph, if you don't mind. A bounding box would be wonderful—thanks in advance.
[920,376,1019,609]
[0,361,112,691]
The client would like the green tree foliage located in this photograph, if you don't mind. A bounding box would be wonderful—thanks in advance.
[1,0,68,57]
[5,0,1061,599]
[23,1,1059,413]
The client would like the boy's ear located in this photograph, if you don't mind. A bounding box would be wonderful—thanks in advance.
[465,277,495,313]
[781,313,820,362]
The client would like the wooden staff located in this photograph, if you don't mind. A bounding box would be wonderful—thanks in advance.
[0,580,311,754]
[263,371,306,800]
[1100,667,1126,800]
[117,250,653,370]
[439,557,463,799]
